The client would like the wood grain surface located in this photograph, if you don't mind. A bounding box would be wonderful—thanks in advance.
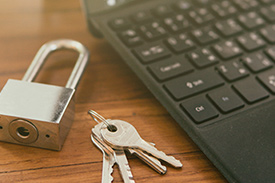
[0,1,227,182]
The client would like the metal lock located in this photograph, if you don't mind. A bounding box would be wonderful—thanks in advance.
[0,39,89,150]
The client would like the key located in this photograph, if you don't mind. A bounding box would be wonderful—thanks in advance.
[109,17,131,31]
[208,87,244,113]
[119,28,143,47]
[165,34,195,53]
[213,40,243,60]
[181,96,219,123]
[233,78,269,103]
[260,25,275,43]
[260,5,275,22]
[92,123,135,183]
[100,120,183,168]
[188,48,219,68]
[131,11,153,24]
[152,5,173,17]
[257,69,275,94]
[172,0,192,11]
[114,148,135,183]
[148,56,193,81]
[191,27,219,45]
[164,69,224,100]
[217,60,249,82]
[238,12,265,30]
[91,130,116,183]
[195,0,212,6]
[93,122,166,175]
[133,42,171,63]
[232,0,259,11]
[242,52,273,73]
[139,21,166,40]
[265,46,275,61]
[259,0,274,4]
[211,1,237,18]
[215,19,243,37]
[163,14,190,33]
[188,8,214,25]
[237,33,266,51]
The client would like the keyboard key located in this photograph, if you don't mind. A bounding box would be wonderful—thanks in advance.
[260,5,275,22]
[232,0,259,11]
[258,0,274,4]
[213,41,243,60]
[211,0,237,18]
[133,42,171,63]
[164,70,224,100]
[238,12,265,29]
[148,56,193,81]
[172,0,192,11]
[131,11,153,23]
[217,60,249,81]
[233,78,269,103]
[139,21,167,40]
[118,29,143,47]
[208,87,244,113]
[109,17,131,31]
[260,25,275,43]
[181,96,219,123]
[188,48,219,68]
[191,27,219,45]
[194,0,212,6]
[152,5,173,17]
[163,14,190,33]
[188,8,214,25]
[257,69,275,94]
[242,53,273,73]
[237,33,266,51]
[165,34,195,53]
[215,19,243,37]
[265,46,275,61]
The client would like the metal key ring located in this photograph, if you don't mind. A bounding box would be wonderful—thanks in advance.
[88,110,115,131]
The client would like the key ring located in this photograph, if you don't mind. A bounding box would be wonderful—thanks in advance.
[88,110,116,131]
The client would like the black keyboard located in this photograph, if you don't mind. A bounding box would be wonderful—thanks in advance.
[107,0,275,124]
[82,0,275,182]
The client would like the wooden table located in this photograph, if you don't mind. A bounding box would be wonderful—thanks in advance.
[0,1,227,182]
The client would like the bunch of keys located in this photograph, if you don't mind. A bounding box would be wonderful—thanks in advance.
[89,110,182,183]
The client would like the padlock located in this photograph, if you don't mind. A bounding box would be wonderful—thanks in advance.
[0,39,90,150]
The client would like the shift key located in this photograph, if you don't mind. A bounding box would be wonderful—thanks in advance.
[164,70,224,100]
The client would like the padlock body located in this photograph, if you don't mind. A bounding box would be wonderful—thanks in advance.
[0,79,75,150]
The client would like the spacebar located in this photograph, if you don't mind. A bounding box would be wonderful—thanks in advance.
[164,70,224,100]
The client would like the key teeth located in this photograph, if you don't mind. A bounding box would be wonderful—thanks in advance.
[144,144,183,168]
[157,150,182,168]
[126,164,134,180]
[110,166,114,182]
[125,164,135,183]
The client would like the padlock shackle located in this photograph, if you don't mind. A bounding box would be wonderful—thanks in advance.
[22,39,90,89]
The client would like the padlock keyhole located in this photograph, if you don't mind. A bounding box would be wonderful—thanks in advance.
[16,127,30,138]
[9,119,38,144]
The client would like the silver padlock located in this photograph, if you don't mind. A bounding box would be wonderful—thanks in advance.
[0,39,90,150]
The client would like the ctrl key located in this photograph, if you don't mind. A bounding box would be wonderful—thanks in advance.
[181,96,219,123]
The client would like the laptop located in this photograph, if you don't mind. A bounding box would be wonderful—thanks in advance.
[81,0,275,182]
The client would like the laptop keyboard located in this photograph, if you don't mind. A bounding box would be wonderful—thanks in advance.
[107,0,275,124]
